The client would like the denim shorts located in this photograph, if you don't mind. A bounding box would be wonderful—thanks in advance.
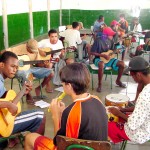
[94,58,119,71]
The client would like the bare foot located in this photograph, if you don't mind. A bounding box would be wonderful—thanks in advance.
[35,87,41,96]
[116,81,126,88]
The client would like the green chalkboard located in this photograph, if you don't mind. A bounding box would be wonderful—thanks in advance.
[0,16,4,50]
[33,11,48,37]
[50,10,60,29]
[7,13,30,47]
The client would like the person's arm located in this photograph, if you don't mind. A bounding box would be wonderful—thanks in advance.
[49,98,65,135]
[0,101,18,116]
[107,106,128,121]
[76,31,82,45]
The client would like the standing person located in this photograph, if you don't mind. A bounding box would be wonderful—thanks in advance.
[93,15,106,38]
[118,14,128,37]
[0,51,46,147]
[24,63,108,150]
[90,27,126,92]
[16,39,54,103]
[108,56,150,144]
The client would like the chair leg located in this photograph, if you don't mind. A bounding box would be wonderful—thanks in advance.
[120,140,127,150]
[18,134,24,148]
[92,73,94,90]
[38,79,43,98]
[110,71,113,89]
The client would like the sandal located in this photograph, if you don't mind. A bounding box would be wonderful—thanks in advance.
[45,88,54,93]
[116,82,127,88]
[96,87,102,92]
[8,138,19,148]
[26,99,35,105]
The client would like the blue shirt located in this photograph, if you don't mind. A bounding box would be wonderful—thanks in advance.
[93,20,105,32]
[0,74,6,97]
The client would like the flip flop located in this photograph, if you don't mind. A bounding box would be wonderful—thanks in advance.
[96,87,102,92]
[8,138,19,148]
[26,99,35,105]
[116,82,127,88]
[45,88,54,93]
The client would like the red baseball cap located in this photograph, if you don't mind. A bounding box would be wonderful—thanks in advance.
[110,20,120,26]
[103,27,116,36]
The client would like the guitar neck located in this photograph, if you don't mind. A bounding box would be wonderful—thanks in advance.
[45,49,62,56]
[23,60,44,65]
[12,86,26,104]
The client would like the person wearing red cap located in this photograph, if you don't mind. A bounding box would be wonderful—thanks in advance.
[91,27,126,92]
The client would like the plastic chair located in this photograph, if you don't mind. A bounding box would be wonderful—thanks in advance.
[66,144,94,150]
[0,133,24,148]
[143,40,150,62]
[56,135,111,150]
[88,64,118,90]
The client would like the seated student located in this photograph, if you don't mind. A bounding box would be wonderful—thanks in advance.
[93,15,107,38]
[90,27,126,92]
[38,29,74,86]
[110,20,126,61]
[108,56,150,144]
[16,39,54,103]
[59,22,91,61]
[130,31,150,57]
[24,63,108,150]
[118,14,128,37]
[132,17,142,33]
[0,51,46,147]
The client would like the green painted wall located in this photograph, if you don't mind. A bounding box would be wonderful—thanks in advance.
[62,9,150,30]
[33,11,48,37]
[0,16,4,50]
[8,13,30,46]
[0,9,150,51]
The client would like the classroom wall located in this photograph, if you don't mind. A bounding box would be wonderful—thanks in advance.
[0,0,150,51]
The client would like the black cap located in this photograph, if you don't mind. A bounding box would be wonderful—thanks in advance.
[128,56,149,71]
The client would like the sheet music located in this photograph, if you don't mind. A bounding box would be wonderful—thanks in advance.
[34,100,50,108]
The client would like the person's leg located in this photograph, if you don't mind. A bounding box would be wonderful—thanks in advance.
[108,122,130,143]
[94,58,104,92]
[97,61,104,92]
[25,133,41,150]
[25,133,55,150]
[116,60,126,87]
[30,67,53,96]
[12,110,45,135]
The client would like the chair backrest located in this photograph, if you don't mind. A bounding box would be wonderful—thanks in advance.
[56,135,111,150]
[59,26,66,32]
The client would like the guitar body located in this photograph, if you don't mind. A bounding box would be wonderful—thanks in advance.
[0,90,21,137]
[100,50,116,64]
[38,47,51,60]
[18,55,31,71]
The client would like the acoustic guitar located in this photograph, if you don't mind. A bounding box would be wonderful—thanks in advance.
[100,49,122,64]
[18,55,59,71]
[0,73,33,137]
[0,89,25,137]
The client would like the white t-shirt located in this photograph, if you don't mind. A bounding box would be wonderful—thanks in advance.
[124,83,150,144]
[133,24,142,33]
[59,29,82,48]
[38,39,64,58]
